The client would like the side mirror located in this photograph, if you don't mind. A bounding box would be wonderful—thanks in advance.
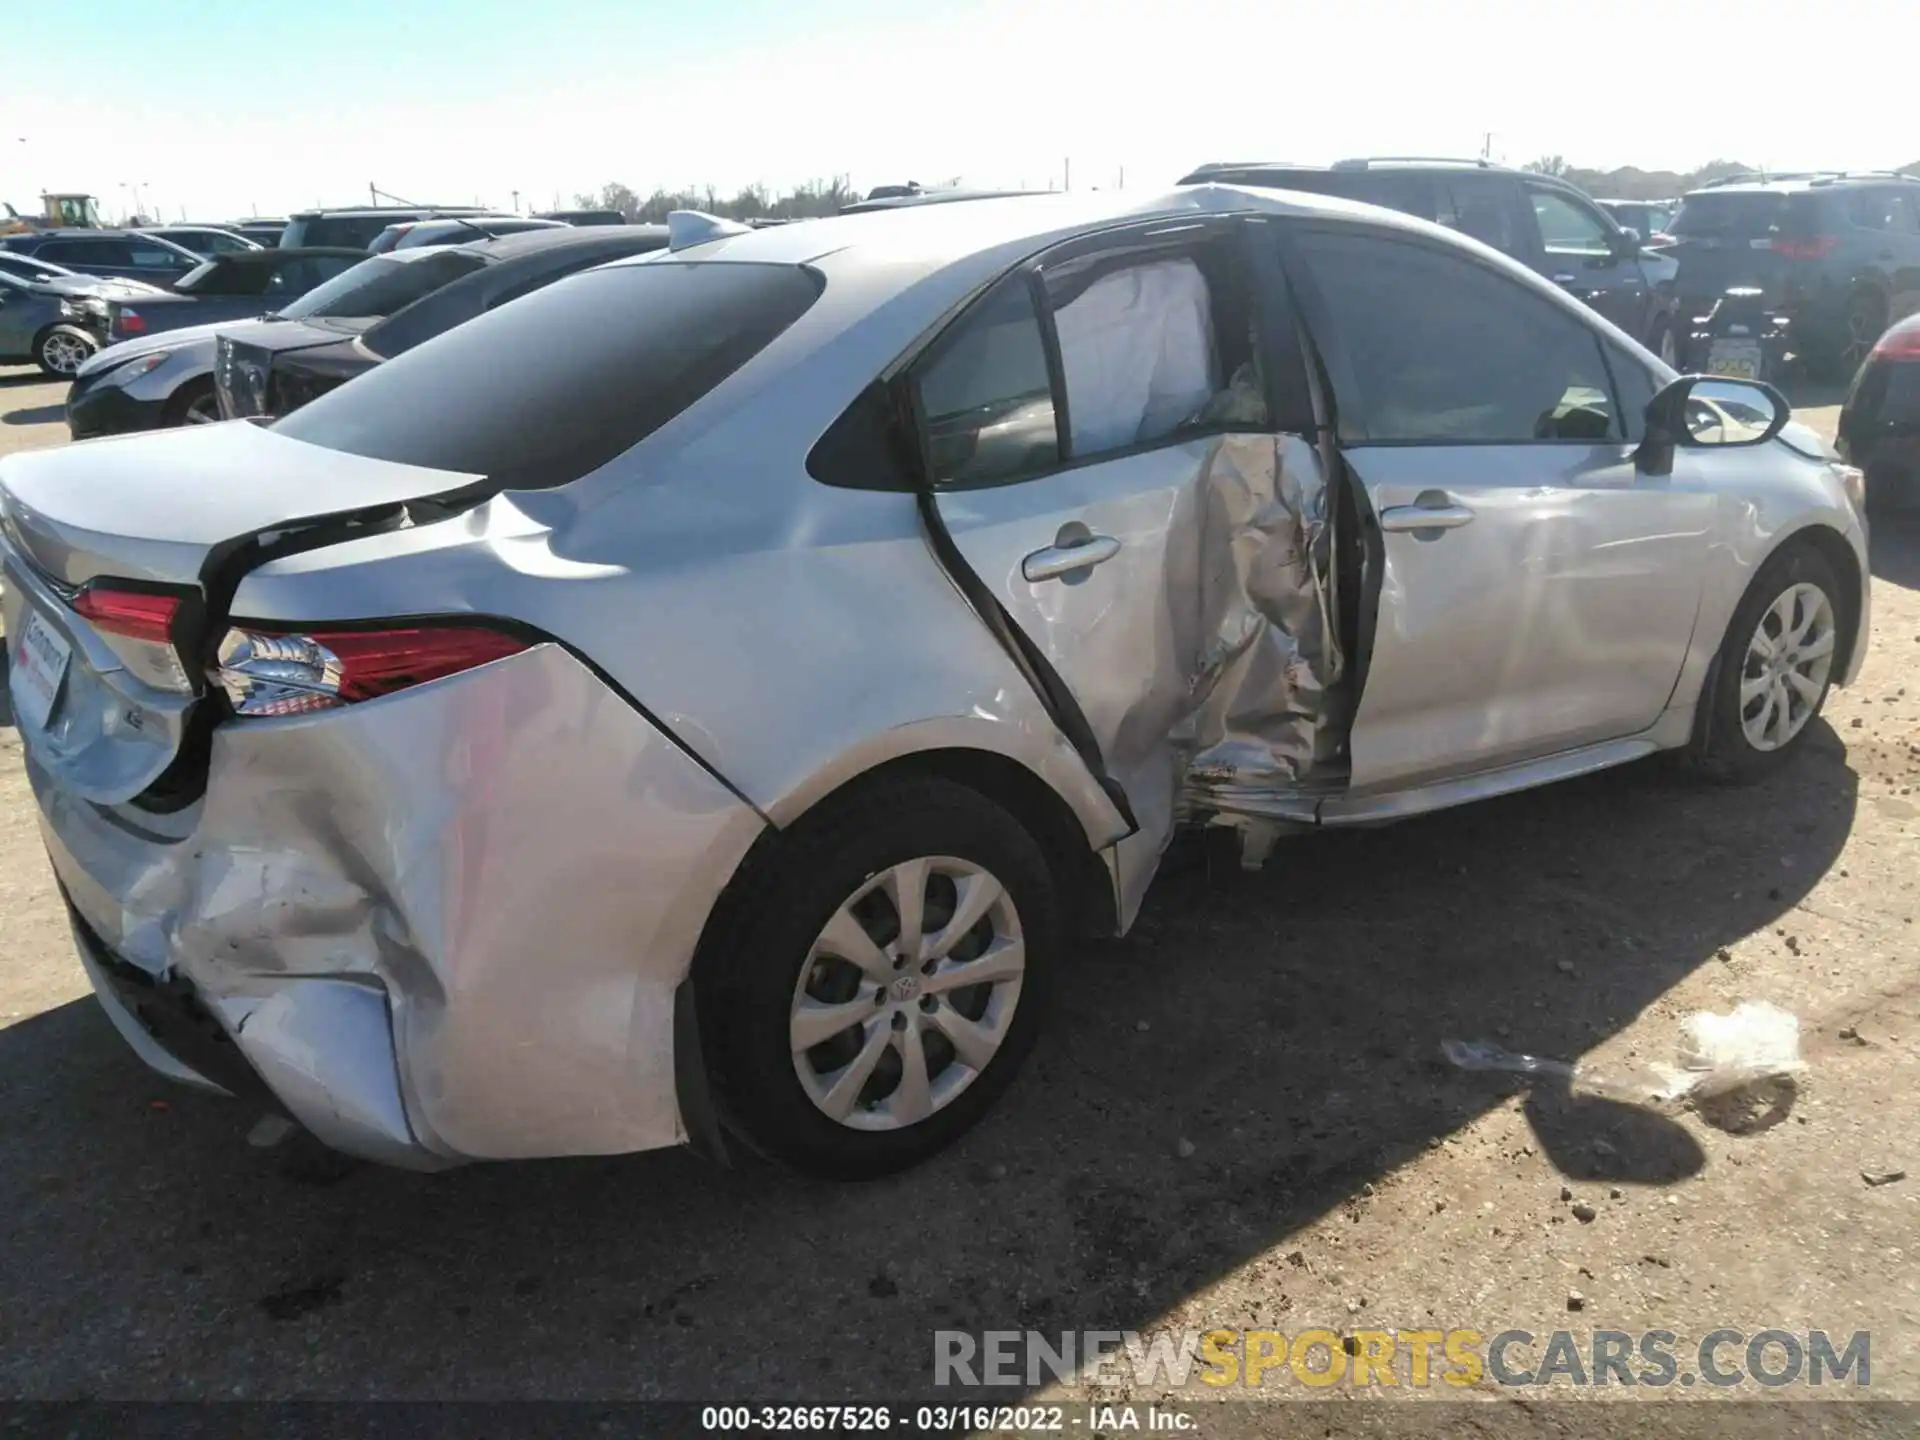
[1611,226,1642,255]
[1637,375,1790,476]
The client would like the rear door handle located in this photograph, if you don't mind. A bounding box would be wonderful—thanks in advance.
[1022,534,1121,582]
[1552,273,1578,285]
[1379,503,1475,534]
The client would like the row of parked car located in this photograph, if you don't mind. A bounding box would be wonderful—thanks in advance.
[6,163,1917,506]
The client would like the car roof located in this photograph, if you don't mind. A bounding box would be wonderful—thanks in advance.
[450,224,669,259]
[1682,172,1920,197]
[612,184,1454,274]
[204,245,369,265]
[288,205,490,218]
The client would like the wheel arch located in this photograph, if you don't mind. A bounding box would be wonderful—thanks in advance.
[704,747,1119,960]
[1770,521,1866,683]
[30,321,95,372]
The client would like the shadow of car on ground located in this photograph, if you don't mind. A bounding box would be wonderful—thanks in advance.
[0,719,1857,1397]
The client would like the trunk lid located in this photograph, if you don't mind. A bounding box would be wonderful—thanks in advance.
[1,421,487,806]
[1667,191,1817,306]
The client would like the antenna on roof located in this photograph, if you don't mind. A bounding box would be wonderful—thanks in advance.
[666,210,752,252]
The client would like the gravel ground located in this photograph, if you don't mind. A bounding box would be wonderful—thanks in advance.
[0,365,1914,1422]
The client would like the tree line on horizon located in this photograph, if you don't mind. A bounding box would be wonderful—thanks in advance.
[574,158,1920,221]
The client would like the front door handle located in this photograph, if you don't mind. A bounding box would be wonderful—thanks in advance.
[1379,503,1475,534]
[1022,533,1121,582]
[1552,272,1578,285]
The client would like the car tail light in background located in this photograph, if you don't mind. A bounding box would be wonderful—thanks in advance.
[71,581,192,691]
[213,621,531,717]
[115,308,148,337]
[1770,235,1838,261]
[1870,327,1920,362]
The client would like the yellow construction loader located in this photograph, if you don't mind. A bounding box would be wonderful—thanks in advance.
[0,193,104,237]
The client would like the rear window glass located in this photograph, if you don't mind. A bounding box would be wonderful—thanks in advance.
[274,261,823,489]
[279,251,486,321]
[1671,192,1819,240]
[296,216,401,249]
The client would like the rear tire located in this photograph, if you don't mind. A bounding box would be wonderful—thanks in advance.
[1682,542,1846,783]
[33,324,96,378]
[698,776,1060,1179]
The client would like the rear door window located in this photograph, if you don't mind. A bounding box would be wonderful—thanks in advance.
[274,261,822,488]
[911,275,1059,487]
[42,238,132,266]
[127,238,193,271]
[1671,192,1788,241]
[1845,189,1901,231]
[1435,179,1520,255]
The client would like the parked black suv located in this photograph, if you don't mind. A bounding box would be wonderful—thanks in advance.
[1664,172,1920,376]
[1179,157,1681,363]
[279,205,494,250]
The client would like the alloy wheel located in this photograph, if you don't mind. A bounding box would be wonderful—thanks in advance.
[1657,325,1678,368]
[1739,582,1836,751]
[184,392,219,424]
[41,331,91,375]
[789,855,1025,1131]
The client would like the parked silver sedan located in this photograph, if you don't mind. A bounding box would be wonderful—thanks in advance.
[1,186,1869,1179]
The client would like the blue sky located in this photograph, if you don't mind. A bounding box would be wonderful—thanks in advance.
[9,0,1914,222]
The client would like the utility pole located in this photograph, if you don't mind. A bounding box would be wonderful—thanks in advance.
[1481,132,1493,161]
[1064,157,1071,192]
[511,189,520,215]
[369,181,377,205]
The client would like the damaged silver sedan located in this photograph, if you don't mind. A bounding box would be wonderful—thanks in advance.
[2,186,1870,1178]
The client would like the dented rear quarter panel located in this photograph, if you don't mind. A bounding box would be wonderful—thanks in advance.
[33,643,766,1161]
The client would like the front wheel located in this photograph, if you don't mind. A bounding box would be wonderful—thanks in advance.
[164,377,219,427]
[1684,543,1847,782]
[33,324,96,378]
[698,776,1060,1179]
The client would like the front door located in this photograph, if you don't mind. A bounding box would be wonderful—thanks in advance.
[1281,223,1712,798]
[1523,181,1655,342]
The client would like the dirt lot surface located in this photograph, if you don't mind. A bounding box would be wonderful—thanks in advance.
[0,365,1915,1426]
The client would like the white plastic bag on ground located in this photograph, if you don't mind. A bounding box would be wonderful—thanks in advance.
[1443,1001,1805,1108]
[1655,1001,1805,1101]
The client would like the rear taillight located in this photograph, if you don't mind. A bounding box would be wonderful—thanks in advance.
[1870,326,1920,362]
[1769,235,1838,261]
[71,581,192,691]
[73,583,182,644]
[116,308,147,336]
[213,621,530,717]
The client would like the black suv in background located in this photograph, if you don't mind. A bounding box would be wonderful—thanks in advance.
[0,228,204,283]
[1664,172,1920,376]
[278,205,494,250]
[1179,157,1682,363]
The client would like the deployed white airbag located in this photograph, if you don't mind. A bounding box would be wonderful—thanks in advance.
[1053,258,1217,455]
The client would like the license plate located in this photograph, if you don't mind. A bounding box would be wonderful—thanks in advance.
[1706,340,1763,380]
[12,608,73,733]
